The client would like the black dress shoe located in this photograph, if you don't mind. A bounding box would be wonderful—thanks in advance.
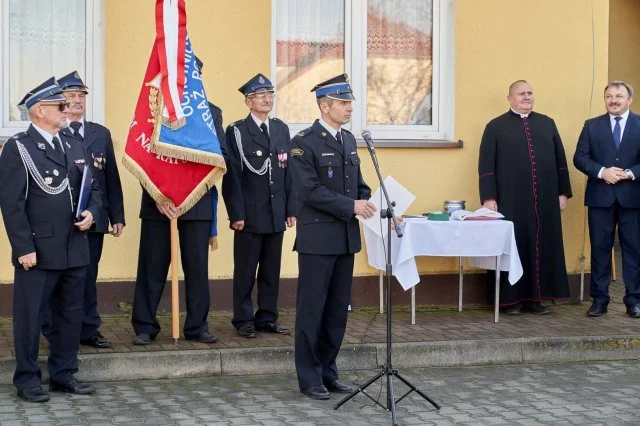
[17,386,50,402]
[237,323,256,338]
[185,330,219,343]
[504,303,522,315]
[49,379,95,395]
[301,385,330,400]
[81,332,112,349]
[626,304,640,318]
[324,379,355,393]
[255,321,290,335]
[132,333,154,345]
[586,301,608,317]
[527,302,550,315]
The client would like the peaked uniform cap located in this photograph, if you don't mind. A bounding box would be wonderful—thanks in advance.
[18,77,66,109]
[310,73,355,101]
[58,71,89,93]
[238,73,274,96]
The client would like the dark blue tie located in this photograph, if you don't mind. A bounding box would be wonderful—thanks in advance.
[613,116,622,148]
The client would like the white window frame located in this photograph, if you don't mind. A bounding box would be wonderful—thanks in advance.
[0,0,104,138]
[271,0,455,144]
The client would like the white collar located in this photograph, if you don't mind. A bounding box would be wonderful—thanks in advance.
[251,113,269,130]
[609,109,630,121]
[32,123,58,144]
[511,108,531,118]
[319,117,341,138]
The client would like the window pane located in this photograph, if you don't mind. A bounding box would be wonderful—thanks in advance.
[367,0,433,125]
[9,0,85,121]
[275,0,344,124]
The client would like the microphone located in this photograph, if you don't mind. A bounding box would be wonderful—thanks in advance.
[361,130,375,153]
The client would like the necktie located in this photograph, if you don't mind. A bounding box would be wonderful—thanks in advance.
[52,136,65,160]
[260,122,270,143]
[70,121,83,141]
[336,130,343,145]
[613,116,622,148]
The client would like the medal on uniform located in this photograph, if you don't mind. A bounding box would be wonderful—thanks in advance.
[256,150,263,157]
[37,142,46,150]
[53,169,59,176]
[278,151,287,168]
[327,166,334,179]
[44,177,53,185]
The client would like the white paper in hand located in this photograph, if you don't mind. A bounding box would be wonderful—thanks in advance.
[358,176,415,237]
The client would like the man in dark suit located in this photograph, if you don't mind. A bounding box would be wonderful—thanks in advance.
[574,80,640,318]
[57,71,125,349]
[130,58,225,345]
[0,78,100,402]
[289,74,375,400]
[222,73,296,338]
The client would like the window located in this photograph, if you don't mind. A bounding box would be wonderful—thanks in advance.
[0,0,103,138]
[272,0,454,144]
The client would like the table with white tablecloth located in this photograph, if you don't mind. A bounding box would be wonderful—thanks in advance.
[363,217,523,323]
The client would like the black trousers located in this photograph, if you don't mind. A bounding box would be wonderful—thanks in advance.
[80,232,104,340]
[131,219,211,338]
[13,266,85,390]
[589,203,640,306]
[231,231,284,329]
[294,253,354,390]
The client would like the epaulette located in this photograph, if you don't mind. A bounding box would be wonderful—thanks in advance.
[8,132,28,142]
[271,117,284,124]
[229,118,244,127]
[342,128,353,135]
[295,128,310,138]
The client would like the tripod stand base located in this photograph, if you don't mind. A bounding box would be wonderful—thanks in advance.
[334,365,440,425]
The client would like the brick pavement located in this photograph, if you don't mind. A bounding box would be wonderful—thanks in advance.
[0,279,637,359]
[1,361,639,425]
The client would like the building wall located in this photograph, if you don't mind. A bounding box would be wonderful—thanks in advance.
[609,0,640,90]
[0,0,609,284]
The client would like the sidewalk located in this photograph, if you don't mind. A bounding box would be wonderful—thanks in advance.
[0,278,638,385]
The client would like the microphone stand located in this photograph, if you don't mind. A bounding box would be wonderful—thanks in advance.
[334,134,440,425]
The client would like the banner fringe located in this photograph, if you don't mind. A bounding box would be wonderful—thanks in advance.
[151,141,226,167]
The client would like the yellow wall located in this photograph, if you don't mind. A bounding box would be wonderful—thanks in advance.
[609,0,640,90]
[0,0,610,283]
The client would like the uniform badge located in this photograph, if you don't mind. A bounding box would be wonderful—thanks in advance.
[92,153,104,170]
[321,153,334,156]
[327,167,334,179]
[44,177,53,185]
[321,132,327,137]
[256,150,263,157]
[53,169,59,176]
[65,141,71,149]
[37,142,46,150]
[291,148,304,156]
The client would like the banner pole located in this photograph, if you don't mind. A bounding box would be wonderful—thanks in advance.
[171,218,180,343]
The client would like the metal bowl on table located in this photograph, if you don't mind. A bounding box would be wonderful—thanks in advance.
[443,200,465,215]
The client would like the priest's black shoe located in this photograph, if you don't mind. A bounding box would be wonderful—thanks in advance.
[503,303,522,315]
[324,379,355,393]
[626,304,640,318]
[81,332,112,348]
[586,301,607,317]
[17,386,50,403]
[132,332,154,345]
[185,330,219,343]
[237,323,256,338]
[49,378,95,395]
[301,385,330,400]
[527,302,550,315]
[255,321,290,335]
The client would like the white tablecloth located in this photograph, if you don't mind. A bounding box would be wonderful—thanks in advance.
[363,218,523,290]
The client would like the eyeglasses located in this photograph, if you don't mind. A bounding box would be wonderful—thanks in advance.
[249,92,275,100]
[40,102,70,112]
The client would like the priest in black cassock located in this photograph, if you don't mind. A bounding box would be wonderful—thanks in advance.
[478,80,573,315]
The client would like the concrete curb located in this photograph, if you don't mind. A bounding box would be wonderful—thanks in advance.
[0,335,639,384]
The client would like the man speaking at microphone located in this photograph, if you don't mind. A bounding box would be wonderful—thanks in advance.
[289,74,375,400]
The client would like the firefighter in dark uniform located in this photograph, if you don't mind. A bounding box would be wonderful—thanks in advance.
[222,73,296,338]
[289,74,376,400]
[0,78,101,402]
[56,71,125,349]
[130,57,224,346]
